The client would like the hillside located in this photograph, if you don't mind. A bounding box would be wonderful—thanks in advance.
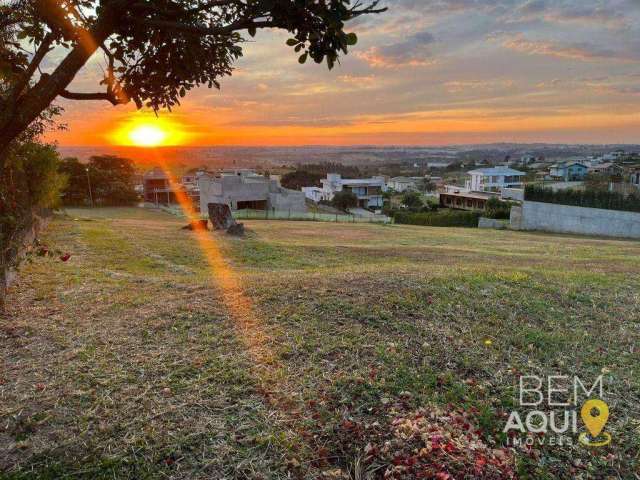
[2,208,639,479]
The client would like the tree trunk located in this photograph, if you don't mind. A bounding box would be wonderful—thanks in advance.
[0,17,115,166]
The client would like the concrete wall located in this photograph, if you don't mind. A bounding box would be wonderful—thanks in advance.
[1,209,51,306]
[478,217,508,229]
[268,189,306,212]
[199,175,306,212]
[511,201,640,239]
[501,188,524,201]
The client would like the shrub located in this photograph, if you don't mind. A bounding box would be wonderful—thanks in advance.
[394,210,480,227]
[331,190,358,211]
[484,197,512,219]
[525,185,640,212]
[401,191,423,210]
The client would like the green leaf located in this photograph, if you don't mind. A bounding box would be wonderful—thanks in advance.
[298,53,308,64]
[248,26,256,37]
[286,39,298,46]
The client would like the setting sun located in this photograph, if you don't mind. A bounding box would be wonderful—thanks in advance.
[109,114,191,147]
[128,125,166,147]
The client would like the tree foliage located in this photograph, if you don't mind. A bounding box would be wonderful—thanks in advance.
[0,0,385,163]
[525,184,640,213]
[401,191,423,210]
[330,190,357,211]
[60,155,138,205]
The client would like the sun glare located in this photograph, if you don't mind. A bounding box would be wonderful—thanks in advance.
[128,125,167,147]
[109,115,189,147]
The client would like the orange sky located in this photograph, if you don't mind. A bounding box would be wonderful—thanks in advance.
[46,1,640,147]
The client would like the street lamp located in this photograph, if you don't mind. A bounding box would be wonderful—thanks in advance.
[85,167,94,207]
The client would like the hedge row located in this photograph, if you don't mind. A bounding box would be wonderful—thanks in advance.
[394,210,481,227]
[525,185,640,213]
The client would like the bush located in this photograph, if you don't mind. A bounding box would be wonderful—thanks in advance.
[401,191,423,210]
[484,197,512,219]
[394,210,480,227]
[331,190,358,211]
[525,185,640,212]
[1,142,65,301]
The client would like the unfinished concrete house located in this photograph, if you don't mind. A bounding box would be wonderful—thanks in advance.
[198,170,306,213]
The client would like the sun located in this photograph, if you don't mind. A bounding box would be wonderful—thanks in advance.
[109,115,190,147]
[128,125,167,147]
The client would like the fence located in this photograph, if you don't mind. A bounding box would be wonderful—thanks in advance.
[158,205,392,224]
[233,209,392,224]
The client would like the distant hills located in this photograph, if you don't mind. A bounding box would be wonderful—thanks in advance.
[59,144,640,170]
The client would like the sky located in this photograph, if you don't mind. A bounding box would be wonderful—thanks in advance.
[47,0,640,147]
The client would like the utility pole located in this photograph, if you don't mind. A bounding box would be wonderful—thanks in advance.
[85,167,94,207]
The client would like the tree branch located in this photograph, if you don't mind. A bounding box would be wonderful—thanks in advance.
[9,32,55,104]
[132,18,277,36]
[59,89,127,105]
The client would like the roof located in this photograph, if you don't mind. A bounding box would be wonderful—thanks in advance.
[390,177,416,182]
[550,162,588,169]
[143,167,168,180]
[591,162,621,169]
[467,167,525,176]
[440,191,494,201]
[336,178,385,186]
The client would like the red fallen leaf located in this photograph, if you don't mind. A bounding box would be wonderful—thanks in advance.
[443,442,456,453]
[35,382,46,391]
[59,253,71,262]
[427,296,433,305]
[436,472,450,480]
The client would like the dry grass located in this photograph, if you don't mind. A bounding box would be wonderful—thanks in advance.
[1,207,639,479]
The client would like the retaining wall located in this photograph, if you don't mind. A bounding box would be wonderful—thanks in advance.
[510,201,640,239]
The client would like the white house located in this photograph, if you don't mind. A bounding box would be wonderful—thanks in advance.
[387,177,418,193]
[303,173,386,209]
[465,167,526,193]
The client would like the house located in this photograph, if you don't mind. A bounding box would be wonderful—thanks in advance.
[301,186,329,203]
[588,162,623,176]
[549,162,588,181]
[465,167,526,193]
[143,167,173,204]
[304,173,386,209]
[198,170,305,213]
[439,191,494,211]
[630,169,640,188]
[520,154,538,166]
[388,177,418,193]
[143,167,203,207]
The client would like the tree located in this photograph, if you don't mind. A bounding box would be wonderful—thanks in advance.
[330,190,357,211]
[58,157,89,204]
[401,191,423,210]
[86,155,138,205]
[0,0,386,165]
[280,170,324,191]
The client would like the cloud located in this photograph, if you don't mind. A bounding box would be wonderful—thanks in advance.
[357,30,436,68]
[498,33,627,61]
[514,0,632,29]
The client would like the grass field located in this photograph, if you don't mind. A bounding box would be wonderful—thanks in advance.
[2,207,639,479]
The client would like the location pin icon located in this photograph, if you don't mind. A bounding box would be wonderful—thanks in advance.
[581,399,609,438]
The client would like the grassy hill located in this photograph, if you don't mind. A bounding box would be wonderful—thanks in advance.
[2,208,639,479]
